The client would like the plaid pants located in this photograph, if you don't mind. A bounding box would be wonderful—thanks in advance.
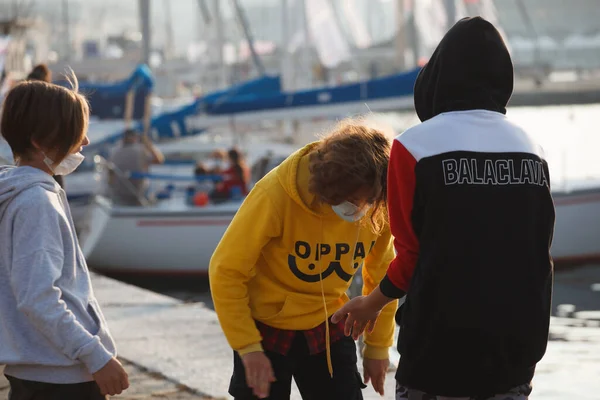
[396,382,532,400]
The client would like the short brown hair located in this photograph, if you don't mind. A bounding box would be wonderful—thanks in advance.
[1,74,89,163]
[309,118,392,233]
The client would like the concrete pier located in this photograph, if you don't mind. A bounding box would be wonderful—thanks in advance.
[0,361,208,400]
[90,274,231,399]
[95,269,600,400]
[2,268,600,399]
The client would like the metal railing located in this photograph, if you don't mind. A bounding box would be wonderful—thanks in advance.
[92,155,151,207]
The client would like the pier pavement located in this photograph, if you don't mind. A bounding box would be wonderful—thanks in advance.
[2,266,600,399]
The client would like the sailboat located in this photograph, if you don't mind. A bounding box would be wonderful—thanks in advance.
[79,0,600,275]
[78,0,420,275]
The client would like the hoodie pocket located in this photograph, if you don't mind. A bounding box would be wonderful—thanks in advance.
[87,300,103,335]
[254,296,291,321]
[254,293,337,323]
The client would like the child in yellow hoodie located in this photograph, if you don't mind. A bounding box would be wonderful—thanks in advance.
[210,119,397,400]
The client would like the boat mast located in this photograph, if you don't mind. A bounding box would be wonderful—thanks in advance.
[514,0,542,81]
[163,0,174,61]
[394,0,406,70]
[279,0,296,143]
[138,0,151,66]
[444,0,456,30]
[62,0,71,62]
[328,0,361,81]
[230,0,266,77]
[299,0,312,88]
[280,0,294,91]
[213,0,227,88]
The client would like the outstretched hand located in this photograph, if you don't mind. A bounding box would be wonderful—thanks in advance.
[331,296,381,340]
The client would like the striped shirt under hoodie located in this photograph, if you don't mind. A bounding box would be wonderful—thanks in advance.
[379,17,555,398]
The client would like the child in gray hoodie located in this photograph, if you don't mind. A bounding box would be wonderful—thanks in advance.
[0,77,129,399]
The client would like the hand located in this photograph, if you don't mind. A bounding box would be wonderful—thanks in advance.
[331,296,381,340]
[241,351,276,399]
[363,358,389,396]
[92,358,129,396]
[141,135,153,148]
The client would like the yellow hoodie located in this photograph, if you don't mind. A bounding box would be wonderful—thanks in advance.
[209,142,397,363]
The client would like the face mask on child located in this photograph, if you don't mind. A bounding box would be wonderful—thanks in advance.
[43,152,85,176]
[331,201,370,222]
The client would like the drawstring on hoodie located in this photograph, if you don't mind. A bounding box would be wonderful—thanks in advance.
[317,219,333,377]
[318,218,361,378]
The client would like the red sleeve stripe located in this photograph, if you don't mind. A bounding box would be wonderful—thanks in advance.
[385,139,420,292]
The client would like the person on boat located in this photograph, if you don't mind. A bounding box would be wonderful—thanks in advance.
[332,17,555,400]
[0,77,129,398]
[108,128,165,206]
[193,161,215,194]
[211,147,250,201]
[26,63,66,189]
[210,119,397,400]
[209,148,227,174]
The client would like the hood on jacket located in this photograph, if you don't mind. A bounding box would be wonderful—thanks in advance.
[275,142,337,218]
[0,166,60,215]
[414,16,514,122]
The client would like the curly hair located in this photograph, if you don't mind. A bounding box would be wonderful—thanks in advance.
[308,117,392,233]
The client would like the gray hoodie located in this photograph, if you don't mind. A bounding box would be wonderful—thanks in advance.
[0,165,116,384]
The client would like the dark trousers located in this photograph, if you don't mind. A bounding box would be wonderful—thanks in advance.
[5,375,106,400]
[229,333,366,400]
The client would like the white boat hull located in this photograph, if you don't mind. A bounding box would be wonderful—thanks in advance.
[552,188,600,265]
[82,197,241,275]
[80,185,600,276]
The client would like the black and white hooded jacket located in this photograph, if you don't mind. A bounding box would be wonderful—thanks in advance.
[379,17,555,397]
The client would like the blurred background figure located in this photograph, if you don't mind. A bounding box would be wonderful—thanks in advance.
[108,128,164,205]
[210,147,250,202]
[193,161,215,194]
[209,148,227,174]
[26,64,52,83]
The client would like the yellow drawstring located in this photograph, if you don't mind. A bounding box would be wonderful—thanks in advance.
[319,219,361,379]
[319,272,333,377]
[318,219,333,377]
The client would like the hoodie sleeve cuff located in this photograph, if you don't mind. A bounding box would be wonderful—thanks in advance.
[363,345,390,360]
[78,338,114,374]
[379,275,407,299]
[237,342,264,356]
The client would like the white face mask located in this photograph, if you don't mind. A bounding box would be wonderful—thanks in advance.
[332,201,370,223]
[43,152,85,176]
